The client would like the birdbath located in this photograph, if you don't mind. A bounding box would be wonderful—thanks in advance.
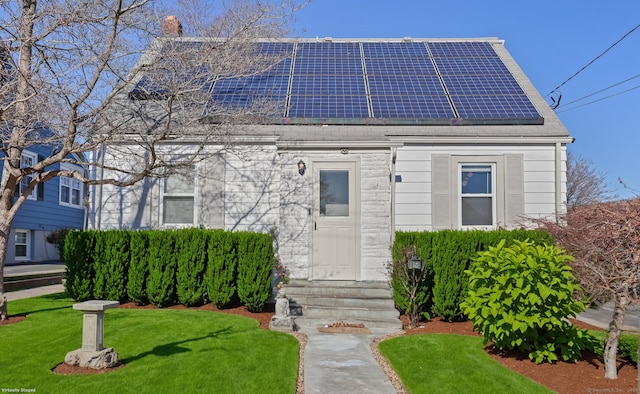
[72,300,120,351]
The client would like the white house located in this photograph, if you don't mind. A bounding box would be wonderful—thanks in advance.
[90,31,571,326]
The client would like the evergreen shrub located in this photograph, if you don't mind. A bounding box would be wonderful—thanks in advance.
[92,230,130,302]
[128,231,149,305]
[236,232,273,312]
[175,228,208,306]
[205,230,238,308]
[392,229,553,321]
[146,230,178,307]
[63,230,95,301]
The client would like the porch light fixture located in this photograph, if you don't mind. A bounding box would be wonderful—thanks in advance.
[298,160,306,175]
[410,255,423,271]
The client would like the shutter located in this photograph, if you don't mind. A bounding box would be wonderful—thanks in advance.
[431,154,452,230]
[504,154,524,227]
[37,182,44,200]
[37,155,45,200]
[198,153,225,228]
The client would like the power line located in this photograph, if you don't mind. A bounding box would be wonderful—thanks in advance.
[556,84,640,114]
[557,73,640,108]
[547,22,640,96]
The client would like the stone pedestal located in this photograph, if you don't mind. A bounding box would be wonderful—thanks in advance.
[65,300,120,369]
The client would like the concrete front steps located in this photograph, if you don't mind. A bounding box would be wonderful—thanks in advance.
[283,280,402,330]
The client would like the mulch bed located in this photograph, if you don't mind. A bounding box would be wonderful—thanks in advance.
[400,316,638,394]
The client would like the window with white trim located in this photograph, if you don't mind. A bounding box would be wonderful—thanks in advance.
[162,168,195,225]
[19,151,37,200]
[59,176,82,208]
[15,230,30,260]
[459,163,496,227]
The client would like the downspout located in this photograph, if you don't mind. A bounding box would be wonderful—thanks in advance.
[390,146,397,245]
[555,142,562,221]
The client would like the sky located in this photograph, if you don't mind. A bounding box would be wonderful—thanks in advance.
[289,0,640,199]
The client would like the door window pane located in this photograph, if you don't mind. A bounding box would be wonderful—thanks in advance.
[319,170,349,217]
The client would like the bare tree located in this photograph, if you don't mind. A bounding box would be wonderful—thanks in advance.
[0,0,306,320]
[537,199,640,379]
[566,151,611,206]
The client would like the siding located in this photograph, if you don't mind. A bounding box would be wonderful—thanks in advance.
[1,146,85,263]
[394,144,565,231]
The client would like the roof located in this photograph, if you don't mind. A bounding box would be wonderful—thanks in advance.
[129,38,547,127]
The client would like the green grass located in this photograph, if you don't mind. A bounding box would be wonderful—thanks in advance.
[1,294,299,394]
[378,334,553,394]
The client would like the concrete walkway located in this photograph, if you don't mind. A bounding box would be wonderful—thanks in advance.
[5,284,65,302]
[295,319,398,394]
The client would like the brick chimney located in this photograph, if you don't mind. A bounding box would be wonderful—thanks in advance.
[161,15,183,36]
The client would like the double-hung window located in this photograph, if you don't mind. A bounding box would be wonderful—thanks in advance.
[162,168,195,225]
[459,164,496,227]
[19,151,37,200]
[15,230,30,260]
[60,176,82,208]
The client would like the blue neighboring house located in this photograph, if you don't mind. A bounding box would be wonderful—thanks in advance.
[0,146,87,264]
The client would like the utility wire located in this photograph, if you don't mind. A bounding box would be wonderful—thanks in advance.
[558,73,640,108]
[556,84,640,113]
[547,22,640,96]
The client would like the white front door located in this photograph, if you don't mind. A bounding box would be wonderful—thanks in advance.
[311,161,359,280]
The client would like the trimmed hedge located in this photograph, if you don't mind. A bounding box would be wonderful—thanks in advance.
[236,232,274,312]
[63,230,95,301]
[176,228,208,306]
[205,230,238,308]
[392,229,554,321]
[93,230,130,302]
[146,230,178,307]
[128,231,149,305]
[61,228,274,311]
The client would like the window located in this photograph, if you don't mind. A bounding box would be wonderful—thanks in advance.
[460,164,496,227]
[162,169,195,224]
[19,151,37,200]
[431,154,523,230]
[319,170,350,217]
[15,230,30,260]
[60,176,82,208]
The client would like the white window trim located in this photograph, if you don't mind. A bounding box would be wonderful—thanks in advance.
[14,229,30,261]
[458,162,497,229]
[20,151,38,200]
[59,171,84,209]
[161,168,198,226]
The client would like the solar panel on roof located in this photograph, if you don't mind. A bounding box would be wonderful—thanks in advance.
[368,75,445,96]
[362,42,430,58]
[372,94,455,118]
[134,39,542,124]
[428,41,497,57]
[452,94,540,119]
[296,42,361,58]
[288,94,369,118]
[442,75,525,95]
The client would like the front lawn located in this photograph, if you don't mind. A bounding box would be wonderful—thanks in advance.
[378,334,553,394]
[1,294,299,394]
